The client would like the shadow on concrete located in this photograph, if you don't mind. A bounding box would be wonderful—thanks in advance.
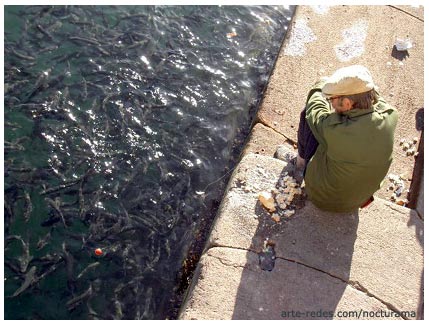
[407,109,423,320]
[391,46,409,61]
[415,108,424,131]
[407,211,424,319]
[232,166,359,319]
[408,130,423,210]
[407,107,423,212]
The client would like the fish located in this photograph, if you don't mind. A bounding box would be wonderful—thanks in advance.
[23,191,33,222]
[36,24,55,41]
[4,121,22,129]
[4,260,22,275]
[69,36,101,46]
[4,141,24,153]
[33,252,62,265]
[141,287,153,319]
[78,182,86,220]
[45,20,63,33]
[128,214,162,234]
[66,284,93,310]
[40,215,61,227]
[62,242,76,292]
[86,301,100,320]
[4,79,30,94]
[45,197,67,227]
[10,48,35,61]
[24,68,52,101]
[38,45,59,54]
[40,178,82,195]
[36,257,64,282]
[96,46,110,56]
[82,77,88,100]
[113,300,123,320]
[77,262,100,279]
[5,235,33,273]
[143,238,161,273]
[52,51,82,63]
[7,167,34,173]
[10,266,37,298]
[165,238,171,258]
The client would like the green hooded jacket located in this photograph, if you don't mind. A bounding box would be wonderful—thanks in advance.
[304,81,398,212]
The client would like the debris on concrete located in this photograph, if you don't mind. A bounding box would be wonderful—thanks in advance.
[258,239,276,271]
[257,170,306,222]
[399,138,418,156]
[396,199,408,206]
[394,185,404,197]
[386,173,410,204]
[258,191,276,213]
[394,38,413,51]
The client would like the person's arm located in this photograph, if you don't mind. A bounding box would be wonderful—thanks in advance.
[305,79,330,141]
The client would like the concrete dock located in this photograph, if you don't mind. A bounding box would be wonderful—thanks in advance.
[179,5,424,320]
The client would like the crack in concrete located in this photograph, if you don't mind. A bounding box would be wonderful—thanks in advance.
[204,242,258,257]
[388,5,424,22]
[206,251,250,270]
[274,255,407,320]
[254,118,296,144]
[205,243,406,319]
[383,202,423,222]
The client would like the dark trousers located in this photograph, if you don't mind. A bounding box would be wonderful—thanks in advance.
[297,107,319,173]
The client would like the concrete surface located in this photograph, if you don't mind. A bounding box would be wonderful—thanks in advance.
[253,5,424,204]
[180,154,423,320]
[179,5,424,320]
[181,247,400,320]
[242,122,288,157]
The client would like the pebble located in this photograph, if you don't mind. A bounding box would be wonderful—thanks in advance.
[399,138,419,158]
[258,171,304,221]
[258,191,276,213]
[396,199,407,206]
[271,214,280,222]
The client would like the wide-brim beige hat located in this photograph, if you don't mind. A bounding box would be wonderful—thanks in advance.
[322,65,375,96]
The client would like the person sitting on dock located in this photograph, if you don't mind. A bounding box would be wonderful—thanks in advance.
[278,65,398,213]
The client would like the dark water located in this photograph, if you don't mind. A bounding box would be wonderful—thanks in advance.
[4,5,294,319]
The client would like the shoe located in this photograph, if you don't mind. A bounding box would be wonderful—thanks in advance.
[296,155,305,170]
[360,196,374,209]
[275,145,296,163]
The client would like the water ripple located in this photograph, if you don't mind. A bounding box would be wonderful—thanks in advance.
[4,5,294,319]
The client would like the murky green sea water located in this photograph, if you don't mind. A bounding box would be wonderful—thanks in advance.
[4,5,294,319]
